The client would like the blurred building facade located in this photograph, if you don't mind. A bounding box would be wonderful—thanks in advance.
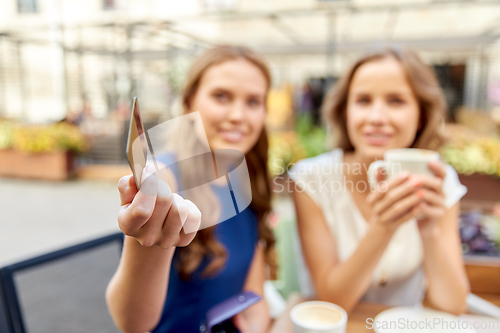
[1,0,500,123]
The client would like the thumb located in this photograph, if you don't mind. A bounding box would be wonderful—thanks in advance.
[118,175,138,206]
[233,313,249,333]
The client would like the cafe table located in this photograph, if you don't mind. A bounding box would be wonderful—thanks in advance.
[269,293,390,333]
[270,293,500,333]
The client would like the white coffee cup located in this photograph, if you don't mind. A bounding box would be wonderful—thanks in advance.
[290,301,348,333]
[367,148,440,191]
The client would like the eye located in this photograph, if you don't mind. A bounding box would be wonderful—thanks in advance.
[213,92,230,103]
[355,96,371,105]
[388,97,405,106]
[247,97,262,108]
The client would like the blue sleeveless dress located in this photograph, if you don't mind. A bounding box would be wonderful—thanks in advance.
[151,155,259,333]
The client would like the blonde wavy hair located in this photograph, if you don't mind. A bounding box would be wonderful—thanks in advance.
[322,46,447,151]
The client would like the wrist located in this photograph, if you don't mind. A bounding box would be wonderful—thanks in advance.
[369,221,397,240]
[129,236,177,256]
[419,223,441,242]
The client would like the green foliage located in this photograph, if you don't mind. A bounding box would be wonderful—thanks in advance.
[166,56,191,93]
[268,114,327,177]
[482,214,500,251]
[0,121,14,150]
[295,114,327,158]
[441,136,500,178]
[0,120,88,154]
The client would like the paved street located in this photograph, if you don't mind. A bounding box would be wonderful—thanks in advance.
[0,177,121,267]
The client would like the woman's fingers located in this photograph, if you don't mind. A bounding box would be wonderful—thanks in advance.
[117,167,158,236]
[164,198,201,248]
[117,165,201,249]
[372,176,421,216]
[134,179,174,247]
[232,313,250,333]
[156,193,197,248]
[118,198,156,235]
[375,168,386,183]
[415,189,446,221]
[174,194,189,226]
[377,192,422,226]
[367,171,410,205]
[392,203,422,226]
[161,194,188,234]
[417,201,445,221]
[176,200,202,247]
[428,160,446,179]
[419,189,445,208]
[378,188,446,227]
[366,162,447,231]
[413,174,444,196]
[118,175,138,206]
[182,200,202,235]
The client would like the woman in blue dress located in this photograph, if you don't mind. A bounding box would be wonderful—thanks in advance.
[106,45,275,333]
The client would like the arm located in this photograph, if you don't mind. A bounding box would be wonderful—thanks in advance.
[291,172,423,313]
[292,187,390,313]
[233,244,271,333]
[421,203,470,315]
[106,237,175,333]
[414,161,469,315]
[106,168,201,333]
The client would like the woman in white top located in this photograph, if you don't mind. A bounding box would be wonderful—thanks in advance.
[289,47,470,315]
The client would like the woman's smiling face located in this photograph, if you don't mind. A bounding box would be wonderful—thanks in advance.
[346,56,421,161]
[189,58,267,155]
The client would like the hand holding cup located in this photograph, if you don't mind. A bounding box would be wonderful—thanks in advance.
[366,149,446,234]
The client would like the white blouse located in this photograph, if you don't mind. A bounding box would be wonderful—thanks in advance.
[288,148,468,307]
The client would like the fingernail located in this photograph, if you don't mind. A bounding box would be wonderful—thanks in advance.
[401,171,410,178]
[146,164,155,174]
[173,194,188,225]
[157,178,172,199]
[141,164,154,183]
[417,189,425,198]
[379,181,388,192]
[139,164,158,196]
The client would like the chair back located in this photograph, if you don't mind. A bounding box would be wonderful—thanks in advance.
[0,233,123,333]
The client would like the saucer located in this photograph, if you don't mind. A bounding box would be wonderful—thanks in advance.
[372,307,477,333]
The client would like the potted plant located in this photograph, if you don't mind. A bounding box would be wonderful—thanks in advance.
[0,120,88,181]
[440,126,500,206]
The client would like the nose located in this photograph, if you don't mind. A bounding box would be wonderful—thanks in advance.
[226,100,246,123]
[367,100,389,125]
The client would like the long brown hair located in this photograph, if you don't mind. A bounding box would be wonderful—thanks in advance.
[174,45,276,279]
[322,46,447,151]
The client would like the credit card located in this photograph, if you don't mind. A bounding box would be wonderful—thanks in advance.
[125,97,149,189]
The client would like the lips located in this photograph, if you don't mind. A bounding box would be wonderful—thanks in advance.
[364,132,392,146]
[218,129,246,143]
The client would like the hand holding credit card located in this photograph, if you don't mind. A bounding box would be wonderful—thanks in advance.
[119,97,202,249]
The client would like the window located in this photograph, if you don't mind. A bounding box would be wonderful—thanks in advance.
[17,0,37,13]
